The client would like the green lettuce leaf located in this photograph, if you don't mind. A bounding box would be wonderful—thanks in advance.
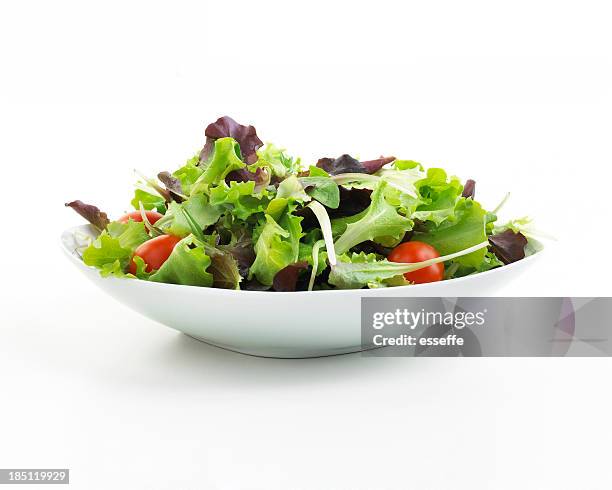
[254,143,301,178]
[209,180,270,220]
[299,176,340,209]
[333,181,413,255]
[411,168,463,225]
[394,160,424,171]
[149,236,213,287]
[157,194,223,237]
[414,198,488,267]
[249,210,303,286]
[298,230,328,276]
[308,165,329,177]
[107,220,150,250]
[276,175,311,202]
[82,220,150,277]
[197,137,246,186]
[130,189,166,213]
[82,233,132,275]
[172,154,204,195]
[328,240,489,289]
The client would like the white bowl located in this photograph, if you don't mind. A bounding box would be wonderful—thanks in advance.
[61,225,544,358]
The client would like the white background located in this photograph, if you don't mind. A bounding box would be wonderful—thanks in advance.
[1,1,611,489]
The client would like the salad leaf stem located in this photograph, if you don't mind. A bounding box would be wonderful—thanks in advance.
[493,192,511,215]
[308,239,325,291]
[306,201,337,266]
[138,201,164,237]
[331,173,381,186]
[329,241,490,289]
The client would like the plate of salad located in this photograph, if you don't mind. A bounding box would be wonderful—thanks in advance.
[62,116,544,357]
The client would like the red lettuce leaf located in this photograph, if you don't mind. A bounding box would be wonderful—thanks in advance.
[461,179,476,199]
[488,230,528,264]
[329,187,373,218]
[316,154,361,174]
[272,261,309,292]
[157,171,185,202]
[316,154,395,175]
[360,156,396,173]
[242,278,271,291]
[200,116,263,164]
[219,238,256,279]
[295,187,373,230]
[225,167,270,191]
[65,200,110,231]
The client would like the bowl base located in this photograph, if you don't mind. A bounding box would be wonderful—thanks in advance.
[184,334,368,359]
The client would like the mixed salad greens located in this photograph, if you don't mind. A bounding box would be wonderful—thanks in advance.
[66,116,537,292]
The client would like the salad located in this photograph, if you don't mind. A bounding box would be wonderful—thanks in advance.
[66,116,536,292]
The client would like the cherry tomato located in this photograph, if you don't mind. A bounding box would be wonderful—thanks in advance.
[388,241,444,284]
[129,234,182,274]
[118,210,163,225]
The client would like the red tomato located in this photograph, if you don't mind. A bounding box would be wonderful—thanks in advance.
[388,241,444,284]
[129,234,182,274]
[118,210,163,225]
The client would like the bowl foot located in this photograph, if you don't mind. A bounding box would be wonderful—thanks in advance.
[184,334,368,359]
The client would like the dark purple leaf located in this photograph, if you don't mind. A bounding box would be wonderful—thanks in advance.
[489,230,528,264]
[220,239,256,278]
[316,154,362,175]
[462,179,476,199]
[157,171,185,203]
[350,241,393,256]
[328,187,373,218]
[316,154,395,175]
[293,206,318,230]
[360,156,396,173]
[65,200,110,231]
[242,278,271,291]
[225,167,270,192]
[294,187,373,231]
[200,116,263,164]
[272,262,309,292]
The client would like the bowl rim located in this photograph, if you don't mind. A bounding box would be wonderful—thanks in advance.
[61,224,546,297]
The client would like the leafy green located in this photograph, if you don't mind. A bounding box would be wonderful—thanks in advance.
[68,116,533,291]
[254,143,300,178]
[414,198,488,267]
[107,220,150,250]
[394,159,424,171]
[308,165,329,177]
[197,137,246,185]
[298,234,328,276]
[410,168,463,225]
[331,209,366,237]
[333,181,413,255]
[82,220,150,277]
[209,180,270,220]
[299,176,340,209]
[276,175,311,202]
[158,194,223,237]
[82,233,132,274]
[172,155,203,195]
[149,236,214,287]
[131,189,166,213]
[328,241,489,289]
[249,210,303,286]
